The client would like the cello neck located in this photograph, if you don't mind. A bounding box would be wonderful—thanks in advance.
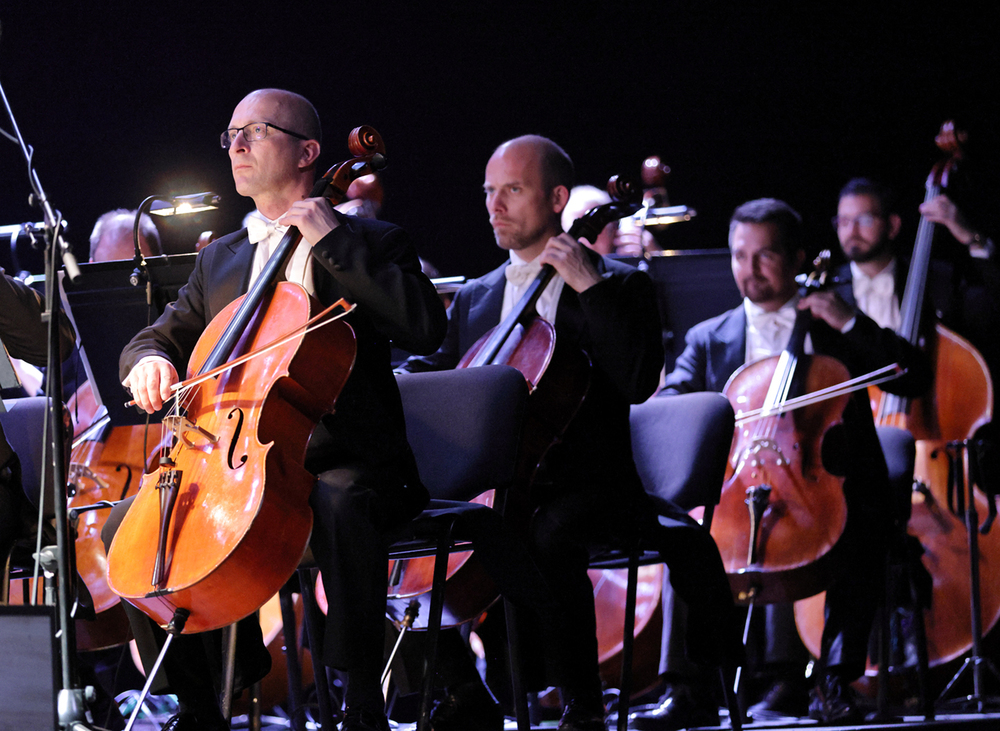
[466,265,556,367]
[200,223,305,375]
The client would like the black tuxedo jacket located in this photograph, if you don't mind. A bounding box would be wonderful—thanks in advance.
[402,248,664,488]
[119,213,447,504]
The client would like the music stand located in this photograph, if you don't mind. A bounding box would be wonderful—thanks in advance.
[614,249,742,373]
[58,254,197,426]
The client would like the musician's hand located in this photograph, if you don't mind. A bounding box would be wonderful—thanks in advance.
[278,198,341,246]
[539,233,603,293]
[919,194,978,246]
[798,291,855,332]
[123,358,178,414]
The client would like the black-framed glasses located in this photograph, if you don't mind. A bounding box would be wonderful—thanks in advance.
[831,213,882,230]
[221,122,309,149]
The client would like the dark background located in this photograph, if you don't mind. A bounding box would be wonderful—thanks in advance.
[1,2,998,280]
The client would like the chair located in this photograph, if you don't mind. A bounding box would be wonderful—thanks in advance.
[388,364,532,731]
[277,365,532,730]
[589,391,742,731]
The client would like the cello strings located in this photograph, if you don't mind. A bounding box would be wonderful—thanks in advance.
[171,300,356,401]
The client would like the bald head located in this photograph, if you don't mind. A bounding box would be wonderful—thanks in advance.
[492,135,574,195]
[237,88,321,144]
[90,210,160,262]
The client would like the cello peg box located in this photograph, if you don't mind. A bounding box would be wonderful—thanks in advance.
[0,605,57,731]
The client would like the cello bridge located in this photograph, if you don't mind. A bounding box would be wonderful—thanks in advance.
[164,415,219,449]
[744,438,787,467]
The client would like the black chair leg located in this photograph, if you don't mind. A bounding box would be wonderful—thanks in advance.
[505,598,531,731]
[300,567,337,729]
[719,664,742,731]
[616,548,640,731]
[279,582,307,731]
[417,519,457,731]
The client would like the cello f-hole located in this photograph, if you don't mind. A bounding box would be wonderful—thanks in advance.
[227,407,249,470]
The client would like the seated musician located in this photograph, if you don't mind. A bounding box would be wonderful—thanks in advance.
[399,134,740,731]
[0,270,75,573]
[102,88,447,731]
[631,198,932,729]
[837,177,1000,400]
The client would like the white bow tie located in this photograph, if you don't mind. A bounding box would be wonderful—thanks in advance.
[246,216,287,245]
[505,261,542,287]
[853,271,895,301]
[747,307,797,334]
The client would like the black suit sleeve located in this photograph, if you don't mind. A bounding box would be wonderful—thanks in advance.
[577,267,663,403]
[659,323,710,395]
[0,270,75,366]
[831,312,933,396]
[119,248,210,381]
[312,218,446,356]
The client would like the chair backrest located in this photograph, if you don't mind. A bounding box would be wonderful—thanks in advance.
[396,365,529,502]
[0,397,53,516]
[630,392,734,511]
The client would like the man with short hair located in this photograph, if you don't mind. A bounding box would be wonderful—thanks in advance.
[633,198,931,728]
[401,135,738,731]
[833,177,1000,387]
[104,88,447,731]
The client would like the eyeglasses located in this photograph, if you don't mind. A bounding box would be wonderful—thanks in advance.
[831,213,882,230]
[220,122,309,149]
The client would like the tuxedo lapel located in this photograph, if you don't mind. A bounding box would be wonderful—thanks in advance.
[707,307,748,391]
[463,265,506,352]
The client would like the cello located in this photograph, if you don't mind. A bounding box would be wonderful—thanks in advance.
[105,127,386,635]
[794,122,1000,676]
[712,252,853,605]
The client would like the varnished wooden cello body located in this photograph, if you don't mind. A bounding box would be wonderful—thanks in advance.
[795,123,1000,676]
[106,127,387,634]
[711,253,854,605]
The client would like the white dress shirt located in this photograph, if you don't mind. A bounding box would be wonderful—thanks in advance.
[850,259,900,331]
[500,250,565,324]
[744,295,813,362]
[246,210,316,295]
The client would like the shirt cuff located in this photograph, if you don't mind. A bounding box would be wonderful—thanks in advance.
[839,316,857,334]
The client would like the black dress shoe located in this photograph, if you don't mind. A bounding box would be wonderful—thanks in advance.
[557,698,606,731]
[629,682,718,731]
[808,673,864,725]
[430,680,504,731]
[748,678,810,720]
[341,706,390,731]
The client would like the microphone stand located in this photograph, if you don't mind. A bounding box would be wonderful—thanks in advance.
[0,76,99,729]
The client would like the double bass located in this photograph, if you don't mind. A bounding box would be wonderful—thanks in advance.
[106,127,386,635]
[795,122,1000,676]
